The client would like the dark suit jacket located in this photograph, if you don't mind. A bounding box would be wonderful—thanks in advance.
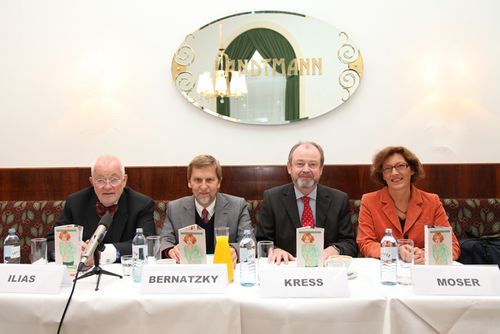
[46,186,155,260]
[256,183,357,257]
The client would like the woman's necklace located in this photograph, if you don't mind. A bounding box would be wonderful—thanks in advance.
[394,203,408,215]
[389,188,411,216]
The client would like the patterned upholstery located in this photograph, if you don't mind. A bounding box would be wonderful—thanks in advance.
[442,199,500,239]
[1,198,498,263]
[153,200,168,232]
[0,201,65,264]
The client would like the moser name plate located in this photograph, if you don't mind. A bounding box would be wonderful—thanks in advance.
[0,264,69,294]
[413,265,500,296]
[140,264,228,294]
[260,267,349,298]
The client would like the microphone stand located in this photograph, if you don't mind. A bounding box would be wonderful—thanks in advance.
[75,242,122,291]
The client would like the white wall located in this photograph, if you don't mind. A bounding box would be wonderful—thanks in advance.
[1,0,499,167]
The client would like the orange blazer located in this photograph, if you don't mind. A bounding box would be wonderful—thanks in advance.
[356,186,460,260]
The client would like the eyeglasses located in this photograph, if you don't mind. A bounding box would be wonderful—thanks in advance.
[382,163,409,175]
[293,161,320,169]
[93,177,123,187]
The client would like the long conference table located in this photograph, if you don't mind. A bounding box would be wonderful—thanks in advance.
[1,258,499,334]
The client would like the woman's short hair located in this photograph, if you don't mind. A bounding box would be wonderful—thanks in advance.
[301,232,315,243]
[432,232,444,243]
[58,231,71,240]
[183,233,197,244]
[187,155,222,181]
[370,146,425,185]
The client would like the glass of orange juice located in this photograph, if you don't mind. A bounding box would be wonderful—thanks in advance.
[213,226,234,282]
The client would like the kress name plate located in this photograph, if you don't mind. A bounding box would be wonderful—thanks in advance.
[259,267,349,298]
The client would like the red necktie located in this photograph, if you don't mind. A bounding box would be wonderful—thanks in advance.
[202,208,209,224]
[96,202,118,218]
[301,196,315,227]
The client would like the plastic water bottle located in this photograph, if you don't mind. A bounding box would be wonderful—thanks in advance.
[132,228,147,282]
[380,228,397,285]
[3,228,21,264]
[239,229,256,287]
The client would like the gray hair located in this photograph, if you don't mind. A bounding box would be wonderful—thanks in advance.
[91,155,125,176]
[287,141,325,166]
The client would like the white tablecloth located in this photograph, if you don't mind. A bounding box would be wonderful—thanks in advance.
[0,258,499,334]
[350,259,500,334]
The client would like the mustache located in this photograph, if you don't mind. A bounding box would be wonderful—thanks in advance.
[299,172,313,177]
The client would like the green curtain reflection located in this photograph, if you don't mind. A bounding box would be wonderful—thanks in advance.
[216,33,256,117]
[216,28,299,121]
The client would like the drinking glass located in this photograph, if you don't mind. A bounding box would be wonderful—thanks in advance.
[257,240,274,264]
[256,241,274,284]
[397,239,414,285]
[30,238,48,264]
[257,241,274,267]
[146,236,161,264]
[213,227,233,282]
[121,255,133,276]
[324,255,352,271]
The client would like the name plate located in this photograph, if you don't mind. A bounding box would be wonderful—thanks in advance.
[413,265,500,296]
[140,264,228,294]
[260,267,349,298]
[0,264,69,294]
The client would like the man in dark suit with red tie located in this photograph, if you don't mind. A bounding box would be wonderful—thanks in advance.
[256,141,357,264]
[46,155,155,264]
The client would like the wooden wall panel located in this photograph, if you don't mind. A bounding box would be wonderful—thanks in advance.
[0,164,498,201]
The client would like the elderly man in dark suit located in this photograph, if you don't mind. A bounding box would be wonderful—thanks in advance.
[159,155,252,266]
[256,141,357,264]
[46,155,155,264]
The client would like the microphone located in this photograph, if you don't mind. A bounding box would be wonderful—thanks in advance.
[78,212,113,271]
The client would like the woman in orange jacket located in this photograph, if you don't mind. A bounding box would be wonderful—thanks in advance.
[356,146,460,263]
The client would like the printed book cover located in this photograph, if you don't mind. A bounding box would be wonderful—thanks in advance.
[296,227,324,267]
[54,225,83,273]
[424,225,453,265]
[179,224,207,264]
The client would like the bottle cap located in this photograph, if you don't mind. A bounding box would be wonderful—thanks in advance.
[8,228,16,234]
[136,228,143,233]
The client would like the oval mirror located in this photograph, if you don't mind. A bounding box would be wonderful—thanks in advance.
[171,11,363,125]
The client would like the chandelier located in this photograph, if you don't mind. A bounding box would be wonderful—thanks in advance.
[196,24,247,103]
